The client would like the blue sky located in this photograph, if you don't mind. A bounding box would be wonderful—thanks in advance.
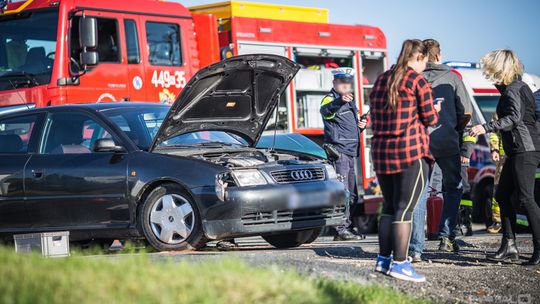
[176,0,540,75]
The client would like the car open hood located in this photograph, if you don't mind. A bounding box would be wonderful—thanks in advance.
[150,55,300,150]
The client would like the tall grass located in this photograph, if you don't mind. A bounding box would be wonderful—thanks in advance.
[0,247,425,304]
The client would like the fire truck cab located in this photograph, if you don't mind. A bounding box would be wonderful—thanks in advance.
[0,0,218,110]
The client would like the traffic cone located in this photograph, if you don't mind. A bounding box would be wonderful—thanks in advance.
[109,239,123,251]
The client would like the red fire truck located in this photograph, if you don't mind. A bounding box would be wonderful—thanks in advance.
[0,0,219,109]
[0,0,387,229]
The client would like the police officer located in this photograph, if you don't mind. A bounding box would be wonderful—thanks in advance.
[320,68,367,241]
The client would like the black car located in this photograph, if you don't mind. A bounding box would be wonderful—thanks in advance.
[0,55,346,251]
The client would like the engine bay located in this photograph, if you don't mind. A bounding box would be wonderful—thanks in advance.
[192,148,323,168]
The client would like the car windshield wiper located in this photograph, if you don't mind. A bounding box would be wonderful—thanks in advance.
[161,141,240,149]
[0,71,40,86]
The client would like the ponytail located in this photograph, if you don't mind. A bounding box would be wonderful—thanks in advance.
[387,39,427,110]
[423,39,440,63]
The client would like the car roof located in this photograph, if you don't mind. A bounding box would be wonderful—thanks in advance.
[0,102,170,118]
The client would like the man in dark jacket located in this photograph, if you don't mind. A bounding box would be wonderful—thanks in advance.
[409,39,475,261]
[320,68,367,241]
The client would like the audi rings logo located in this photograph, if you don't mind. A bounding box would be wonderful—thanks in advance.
[290,170,314,181]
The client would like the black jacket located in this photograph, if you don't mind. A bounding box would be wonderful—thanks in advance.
[484,79,540,155]
[422,63,475,158]
[534,89,540,121]
[320,89,360,157]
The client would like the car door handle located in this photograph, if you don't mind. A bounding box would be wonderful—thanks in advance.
[31,169,44,179]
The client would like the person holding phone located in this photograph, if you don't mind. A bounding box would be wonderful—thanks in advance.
[370,39,439,282]
[408,39,476,262]
[320,68,368,241]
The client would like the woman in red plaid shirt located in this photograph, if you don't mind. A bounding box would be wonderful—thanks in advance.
[371,39,440,282]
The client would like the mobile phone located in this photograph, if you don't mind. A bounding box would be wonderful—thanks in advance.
[434,97,445,106]
[359,110,370,120]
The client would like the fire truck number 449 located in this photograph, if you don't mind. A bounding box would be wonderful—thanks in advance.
[151,70,187,89]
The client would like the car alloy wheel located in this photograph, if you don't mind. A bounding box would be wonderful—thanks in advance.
[149,194,195,244]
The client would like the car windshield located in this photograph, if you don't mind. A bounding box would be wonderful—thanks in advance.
[475,95,500,122]
[103,106,247,150]
[0,9,59,91]
[257,133,326,159]
[162,131,247,148]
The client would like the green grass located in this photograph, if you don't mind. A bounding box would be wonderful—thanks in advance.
[0,247,425,304]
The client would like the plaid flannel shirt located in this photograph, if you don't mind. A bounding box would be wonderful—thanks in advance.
[369,68,438,174]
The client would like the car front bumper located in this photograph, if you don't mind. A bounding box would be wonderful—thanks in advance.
[192,180,347,240]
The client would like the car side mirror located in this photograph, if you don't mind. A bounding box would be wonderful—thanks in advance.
[79,16,99,66]
[92,138,125,153]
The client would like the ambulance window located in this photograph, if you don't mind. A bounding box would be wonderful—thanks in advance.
[70,17,121,66]
[124,19,140,64]
[146,22,182,66]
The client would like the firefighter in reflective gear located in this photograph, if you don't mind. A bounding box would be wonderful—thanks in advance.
[458,131,477,236]
[320,68,367,241]
[487,131,504,233]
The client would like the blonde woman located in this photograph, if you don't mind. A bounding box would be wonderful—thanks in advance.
[470,50,540,266]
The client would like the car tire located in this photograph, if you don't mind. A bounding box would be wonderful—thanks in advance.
[138,183,207,251]
[304,227,323,244]
[262,229,314,249]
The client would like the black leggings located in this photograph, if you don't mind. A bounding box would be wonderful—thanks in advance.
[496,151,540,249]
[377,158,429,261]
[378,158,429,223]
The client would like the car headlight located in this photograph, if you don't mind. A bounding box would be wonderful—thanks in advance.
[324,164,338,180]
[231,169,268,186]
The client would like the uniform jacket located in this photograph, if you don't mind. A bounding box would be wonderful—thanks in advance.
[320,89,360,157]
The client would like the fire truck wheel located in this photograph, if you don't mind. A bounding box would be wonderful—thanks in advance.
[138,183,207,251]
[262,229,314,248]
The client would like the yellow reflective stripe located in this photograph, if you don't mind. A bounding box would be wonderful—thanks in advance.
[400,159,424,222]
[517,215,529,227]
[463,135,477,143]
[320,96,336,120]
[488,133,499,143]
[491,199,500,212]
[535,172,540,179]
[460,199,473,207]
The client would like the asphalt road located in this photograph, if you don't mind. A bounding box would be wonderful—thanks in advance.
[140,227,540,304]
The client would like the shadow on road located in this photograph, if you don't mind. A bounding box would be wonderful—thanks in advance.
[311,245,377,260]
